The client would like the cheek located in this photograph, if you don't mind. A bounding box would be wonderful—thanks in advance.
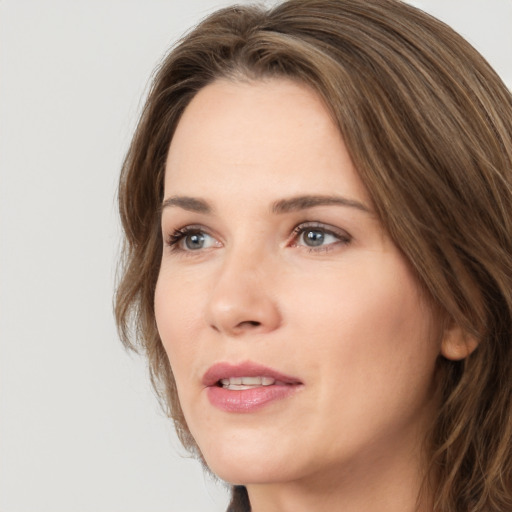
[289,254,438,387]
[154,268,205,381]
[285,258,439,458]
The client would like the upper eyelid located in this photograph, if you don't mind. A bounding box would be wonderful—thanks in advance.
[292,221,351,237]
[167,224,219,241]
[165,225,221,254]
[165,223,215,236]
[163,221,352,246]
[289,224,353,254]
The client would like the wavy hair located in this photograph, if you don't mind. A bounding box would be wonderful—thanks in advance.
[115,1,512,510]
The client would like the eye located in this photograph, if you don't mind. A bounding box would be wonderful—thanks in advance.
[166,226,219,252]
[300,229,336,247]
[291,223,351,251]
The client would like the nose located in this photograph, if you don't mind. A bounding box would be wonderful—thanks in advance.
[206,249,282,337]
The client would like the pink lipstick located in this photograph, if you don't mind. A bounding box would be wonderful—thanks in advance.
[203,361,302,413]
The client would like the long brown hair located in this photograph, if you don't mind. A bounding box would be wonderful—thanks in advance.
[115,1,512,510]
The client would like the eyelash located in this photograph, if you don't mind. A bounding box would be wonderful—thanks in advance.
[165,222,352,255]
[166,225,209,250]
[291,223,352,253]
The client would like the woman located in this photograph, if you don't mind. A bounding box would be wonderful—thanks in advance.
[115,1,512,510]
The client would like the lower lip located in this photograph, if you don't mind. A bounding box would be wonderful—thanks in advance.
[206,384,301,413]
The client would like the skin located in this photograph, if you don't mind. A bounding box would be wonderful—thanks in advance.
[155,78,444,512]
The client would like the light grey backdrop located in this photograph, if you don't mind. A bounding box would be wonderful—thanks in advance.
[1,1,511,511]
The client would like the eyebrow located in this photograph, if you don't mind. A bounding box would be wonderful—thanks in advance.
[161,194,371,215]
[271,195,371,214]
[161,196,212,214]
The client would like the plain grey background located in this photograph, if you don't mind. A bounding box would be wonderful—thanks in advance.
[1,1,511,511]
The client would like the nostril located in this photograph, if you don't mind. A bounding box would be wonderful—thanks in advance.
[239,320,261,328]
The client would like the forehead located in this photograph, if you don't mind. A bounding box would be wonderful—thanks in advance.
[164,78,370,205]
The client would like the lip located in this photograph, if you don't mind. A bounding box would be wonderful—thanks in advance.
[203,361,303,413]
[202,361,301,387]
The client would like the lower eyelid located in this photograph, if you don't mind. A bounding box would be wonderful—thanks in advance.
[164,224,351,254]
[165,226,222,254]
[292,225,352,246]
[301,237,351,250]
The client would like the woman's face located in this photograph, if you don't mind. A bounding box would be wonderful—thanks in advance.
[155,79,441,487]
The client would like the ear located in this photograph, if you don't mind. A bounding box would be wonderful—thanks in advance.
[440,322,478,361]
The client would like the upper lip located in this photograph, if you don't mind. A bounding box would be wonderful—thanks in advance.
[202,361,302,387]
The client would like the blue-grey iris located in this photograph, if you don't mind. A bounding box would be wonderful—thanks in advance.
[185,232,205,250]
[305,230,324,247]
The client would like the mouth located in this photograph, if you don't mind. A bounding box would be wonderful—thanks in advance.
[219,376,280,390]
[202,362,303,413]
[202,361,302,388]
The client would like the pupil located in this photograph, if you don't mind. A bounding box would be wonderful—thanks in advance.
[185,233,204,250]
[305,230,324,246]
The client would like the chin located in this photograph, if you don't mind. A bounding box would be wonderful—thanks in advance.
[198,437,296,485]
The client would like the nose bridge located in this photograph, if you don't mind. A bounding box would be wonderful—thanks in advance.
[206,241,281,336]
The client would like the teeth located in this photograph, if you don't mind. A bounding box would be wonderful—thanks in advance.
[220,376,276,389]
[242,376,272,385]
